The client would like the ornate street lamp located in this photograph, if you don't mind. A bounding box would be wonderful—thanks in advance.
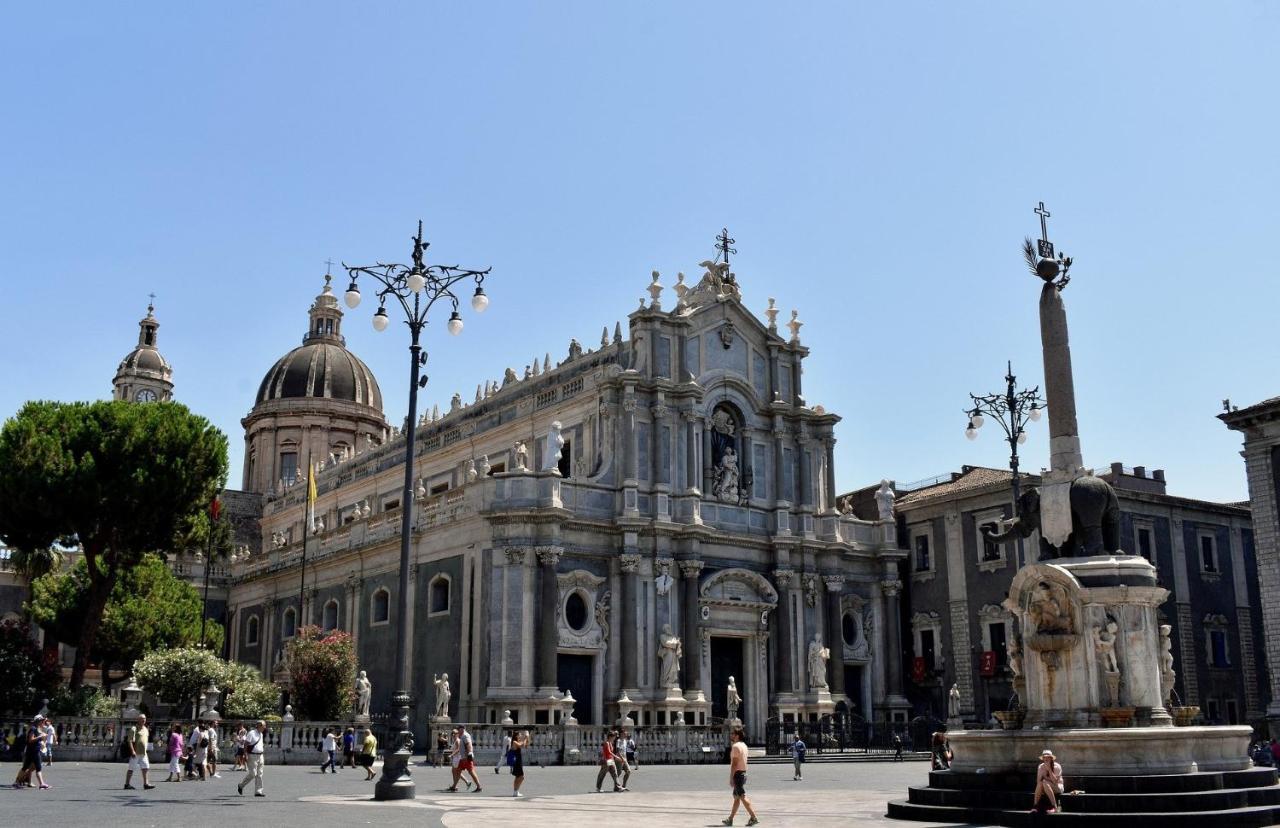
[964,361,1045,569]
[343,221,491,801]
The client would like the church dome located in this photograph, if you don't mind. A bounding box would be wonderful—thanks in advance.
[113,301,174,402]
[252,275,383,411]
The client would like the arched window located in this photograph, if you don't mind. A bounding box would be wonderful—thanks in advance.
[282,607,297,639]
[371,588,391,625]
[246,615,260,646]
[322,599,339,631]
[428,576,450,616]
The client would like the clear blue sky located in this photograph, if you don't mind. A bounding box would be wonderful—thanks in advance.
[3,2,1275,503]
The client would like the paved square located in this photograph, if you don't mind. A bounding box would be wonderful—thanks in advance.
[1,758,968,827]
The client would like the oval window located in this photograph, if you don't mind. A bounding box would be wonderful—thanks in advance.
[842,612,857,647]
[565,592,589,631]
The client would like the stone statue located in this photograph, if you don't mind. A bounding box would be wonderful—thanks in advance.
[567,338,583,360]
[543,421,565,473]
[807,633,830,689]
[450,392,462,412]
[465,459,478,483]
[1094,620,1119,674]
[875,480,896,521]
[478,454,491,476]
[433,673,451,719]
[726,676,742,722]
[948,683,961,719]
[656,623,682,689]
[1007,635,1023,679]
[503,367,518,386]
[1028,580,1075,635]
[712,446,741,503]
[514,441,529,472]
[1159,624,1175,675]
[982,478,1122,561]
[839,496,855,516]
[355,670,372,717]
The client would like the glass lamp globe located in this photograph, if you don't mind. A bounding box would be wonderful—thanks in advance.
[471,286,489,312]
[1029,405,1042,422]
[407,270,426,294]
[344,281,361,309]
[1017,430,1028,445]
[965,426,977,441]
[372,308,389,332]
[970,413,984,429]
[447,311,464,336]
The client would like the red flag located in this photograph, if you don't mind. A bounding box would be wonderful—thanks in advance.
[979,651,997,677]
[210,497,221,520]
[912,657,926,683]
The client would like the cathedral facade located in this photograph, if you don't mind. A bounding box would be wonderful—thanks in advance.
[220,261,906,742]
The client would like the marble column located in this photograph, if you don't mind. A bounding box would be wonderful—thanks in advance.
[822,437,837,513]
[824,575,846,699]
[797,435,813,508]
[345,576,362,651]
[537,547,563,691]
[261,598,276,676]
[881,579,906,699]
[679,559,705,690]
[620,553,641,689]
[683,413,700,493]
[774,569,796,693]
[622,393,639,517]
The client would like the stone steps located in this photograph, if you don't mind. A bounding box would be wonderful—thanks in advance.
[908,783,1280,812]
[887,800,1280,827]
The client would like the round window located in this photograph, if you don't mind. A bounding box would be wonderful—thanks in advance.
[842,612,857,647]
[565,592,589,631]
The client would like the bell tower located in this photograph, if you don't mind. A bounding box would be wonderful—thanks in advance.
[112,299,174,402]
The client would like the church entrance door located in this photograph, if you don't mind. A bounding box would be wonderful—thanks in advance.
[557,653,594,724]
[709,636,746,719]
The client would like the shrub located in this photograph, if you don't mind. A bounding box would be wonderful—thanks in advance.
[132,646,226,713]
[287,626,357,721]
[221,662,280,720]
[48,686,120,718]
[0,619,60,715]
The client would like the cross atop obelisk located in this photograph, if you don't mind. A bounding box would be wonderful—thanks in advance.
[1035,202,1055,259]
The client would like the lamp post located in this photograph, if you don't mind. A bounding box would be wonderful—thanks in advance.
[343,221,490,802]
[964,362,1045,569]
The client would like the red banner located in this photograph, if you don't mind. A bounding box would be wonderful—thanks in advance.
[979,651,997,677]
[210,497,222,520]
[911,657,926,683]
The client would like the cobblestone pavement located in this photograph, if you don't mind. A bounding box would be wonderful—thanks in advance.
[0,757,966,827]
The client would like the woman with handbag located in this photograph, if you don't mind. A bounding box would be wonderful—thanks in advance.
[510,731,527,798]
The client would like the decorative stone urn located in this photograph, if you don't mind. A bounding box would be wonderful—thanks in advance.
[1172,705,1202,727]
[992,709,1025,730]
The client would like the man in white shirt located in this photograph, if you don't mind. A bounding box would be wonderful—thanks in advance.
[237,720,267,797]
[320,728,338,773]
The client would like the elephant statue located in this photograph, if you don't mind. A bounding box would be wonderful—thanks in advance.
[983,475,1121,560]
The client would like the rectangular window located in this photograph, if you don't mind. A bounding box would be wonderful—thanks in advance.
[1226,699,1239,725]
[280,451,298,484]
[1211,630,1230,667]
[1137,527,1153,560]
[981,530,1002,562]
[920,629,936,670]
[1200,535,1217,572]
[915,535,931,572]
[558,438,573,477]
[989,622,1008,667]
[488,462,505,475]
[1206,698,1220,723]
[429,482,449,496]
[752,444,767,499]
[384,498,400,512]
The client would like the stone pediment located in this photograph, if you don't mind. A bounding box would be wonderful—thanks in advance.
[700,568,778,609]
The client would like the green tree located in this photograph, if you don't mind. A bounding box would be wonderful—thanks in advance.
[133,646,226,713]
[0,400,228,688]
[0,619,61,715]
[28,554,225,687]
[7,546,66,609]
[287,626,357,721]
[221,662,281,720]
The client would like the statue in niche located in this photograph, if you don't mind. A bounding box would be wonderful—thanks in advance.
[1027,581,1075,636]
[807,634,830,689]
[433,673,451,719]
[713,447,741,503]
[656,624,683,689]
[1093,620,1119,674]
[726,676,742,722]
[948,683,961,719]
[355,670,372,717]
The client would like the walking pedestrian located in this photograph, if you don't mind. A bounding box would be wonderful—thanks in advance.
[206,720,221,778]
[233,724,248,771]
[320,728,338,773]
[510,730,527,797]
[496,729,512,775]
[359,727,378,781]
[594,730,622,793]
[123,714,155,791]
[342,727,357,768]
[624,729,637,769]
[612,730,631,791]
[40,719,56,765]
[721,726,758,826]
[184,721,201,779]
[236,719,267,797]
[892,732,903,761]
[12,715,50,790]
[192,724,209,781]
[166,724,185,782]
[456,725,481,792]
[790,733,807,780]
[436,730,449,768]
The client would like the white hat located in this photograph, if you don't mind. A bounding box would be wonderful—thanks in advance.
[1040,749,1055,758]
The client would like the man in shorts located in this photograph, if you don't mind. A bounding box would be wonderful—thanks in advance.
[722,727,758,826]
[455,725,481,792]
[123,714,155,791]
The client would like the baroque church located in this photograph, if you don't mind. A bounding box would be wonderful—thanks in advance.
[115,255,908,743]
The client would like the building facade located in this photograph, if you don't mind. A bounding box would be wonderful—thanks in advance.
[843,463,1264,727]
[222,262,906,743]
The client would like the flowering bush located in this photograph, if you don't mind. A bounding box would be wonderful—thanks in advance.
[132,646,225,713]
[287,625,357,720]
[221,662,280,719]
